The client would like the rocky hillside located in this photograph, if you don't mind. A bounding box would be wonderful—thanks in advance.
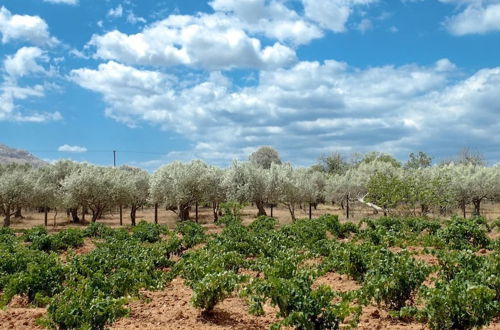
[0,144,46,167]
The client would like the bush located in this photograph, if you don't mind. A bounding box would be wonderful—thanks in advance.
[438,216,489,249]
[363,251,430,310]
[422,279,498,330]
[56,228,84,248]
[0,227,17,245]
[175,221,207,249]
[47,278,128,330]
[83,222,113,238]
[191,271,243,314]
[244,261,359,330]
[248,216,278,233]
[321,243,375,281]
[29,228,84,252]
[319,214,359,238]
[131,220,168,243]
[22,225,48,242]
[1,249,65,305]
[209,224,260,257]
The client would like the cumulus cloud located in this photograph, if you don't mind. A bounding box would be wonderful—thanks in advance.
[302,0,377,33]
[4,47,47,77]
[107,5,123,18]
[444,1,500,35]
[209,0,323,45]
[0,6,58,46]
[70,56,500,164]
[43,0,78,4]
[0,48,60,122]
[58,144,88,152]
[89,13,297,70]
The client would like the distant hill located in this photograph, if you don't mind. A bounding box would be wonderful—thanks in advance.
[0,144,47,167]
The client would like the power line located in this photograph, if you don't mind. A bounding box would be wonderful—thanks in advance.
[29,149,167,155]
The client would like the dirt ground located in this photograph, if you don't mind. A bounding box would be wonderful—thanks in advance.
[1,263,499,330]
[2,202,500,329]
[8,201,500,232]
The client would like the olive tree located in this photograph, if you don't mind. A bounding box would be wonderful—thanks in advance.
[31,165,60,226]
[52,160,85,222]
[296,169,326,219]
[405,151,432,169]
[314,152,349,175]
[326,161,399,218]
[448,164,499,217]
[150,160,210,221]
[224,161,270,216]
[204,166,227,221]
[61,165,115,222]
[249,146,282,169]
[0,165,34,227]
[269,163,303,221]
[113,166,150,226]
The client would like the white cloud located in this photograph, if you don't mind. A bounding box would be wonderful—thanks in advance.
[4,47,47,77]
[444,1,500,35]
[357,18,373,32]
[70,56,500,164]
[58,144,88,153]
[210,0,323,45]
[0,48,60,122]
[302,0,377,33]
[89,14,297,70]
[43,0,78,4]
[126,11,146,25]
[107,5,123,18]
[0,6,58,46]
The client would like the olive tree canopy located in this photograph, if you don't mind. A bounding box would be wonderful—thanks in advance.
[0,165,34,227]
[249,146,282,169]
[150,160,210,221]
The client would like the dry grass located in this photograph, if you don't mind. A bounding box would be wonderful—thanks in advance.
[8,201,500,231]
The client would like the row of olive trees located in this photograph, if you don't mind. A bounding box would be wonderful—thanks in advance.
[326,161,500,218]
[0,161,151,227]
[1,158,499,227]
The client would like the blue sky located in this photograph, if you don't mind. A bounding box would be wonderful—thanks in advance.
[1,0,499,169]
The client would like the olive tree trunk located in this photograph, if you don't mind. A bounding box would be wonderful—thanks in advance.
[256,201,267,217]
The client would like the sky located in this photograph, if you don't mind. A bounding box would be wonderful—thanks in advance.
[0,0,499,170]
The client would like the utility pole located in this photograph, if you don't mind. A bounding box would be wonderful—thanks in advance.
[113,150,116,167]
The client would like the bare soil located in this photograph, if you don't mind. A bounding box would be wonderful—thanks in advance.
[111,278,284,330]
[2,202,500,329]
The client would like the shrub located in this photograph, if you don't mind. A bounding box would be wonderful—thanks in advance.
[244,263,359,330]
[22,225,48,242]
[318,214,359,238]
[1,249,65,305]
[56,228,85,248]
[191,270,243,314]
[47,278,128,330]
[131,220,168,243]
[175,221,207,248]
[29,228,84,252]
[438,216,489,249]
[83,222,113,238]
[248,216,278,233]
[421,279,498,330]
[209,224,260,257]
[363,251,430,310]
[320,243,375,281]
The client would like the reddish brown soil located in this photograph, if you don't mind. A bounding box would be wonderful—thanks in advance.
[111,277,284,330]
[0,295,45,330]
[313,272,361,292]
[412,253,439,266]
[356,305,427,330]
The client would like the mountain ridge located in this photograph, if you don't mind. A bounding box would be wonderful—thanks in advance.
[0,144,47,167]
